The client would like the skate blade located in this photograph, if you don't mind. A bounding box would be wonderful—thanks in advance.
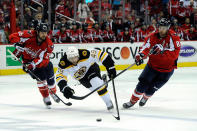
[45,105,51,109]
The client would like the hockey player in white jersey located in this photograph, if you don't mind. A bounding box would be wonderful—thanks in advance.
[56,46,116,110]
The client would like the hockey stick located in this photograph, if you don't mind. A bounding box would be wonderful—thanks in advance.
[71,63,136,100]
[8,49,72,106]
[111,77,120,120]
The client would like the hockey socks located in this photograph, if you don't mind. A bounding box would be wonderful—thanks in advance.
[123,89,143,109]
[37,81,49,98]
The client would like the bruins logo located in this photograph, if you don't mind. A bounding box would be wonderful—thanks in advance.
[60,61,65,66]
[74,66,87,79]
[82,51,87,56]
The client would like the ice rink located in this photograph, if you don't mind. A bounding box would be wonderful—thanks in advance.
[0,67,197,131]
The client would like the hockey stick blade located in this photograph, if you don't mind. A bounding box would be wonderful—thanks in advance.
[8,49,72,106]
[71,63,136,100]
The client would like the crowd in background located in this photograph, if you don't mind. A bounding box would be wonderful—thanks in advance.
[0,0,197,44]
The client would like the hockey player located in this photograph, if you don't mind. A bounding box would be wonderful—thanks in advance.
[123,18,181,108]
[9,23,60,108]
[55,46,117,110]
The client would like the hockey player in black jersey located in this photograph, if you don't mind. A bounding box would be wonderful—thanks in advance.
[55,46,117,110]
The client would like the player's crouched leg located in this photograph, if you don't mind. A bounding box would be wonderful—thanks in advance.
[90,77,114,111]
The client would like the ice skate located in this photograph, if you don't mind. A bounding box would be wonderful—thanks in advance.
[43,96,52,109]
[139,97,148,107]
[107,101,114,112]
[123,101,135,109]
[50,93,60,103]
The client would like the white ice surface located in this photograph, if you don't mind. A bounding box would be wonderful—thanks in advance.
[0,67,197,131]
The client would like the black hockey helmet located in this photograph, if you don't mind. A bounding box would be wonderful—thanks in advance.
[36,23,48,32]
[159,18,170,27]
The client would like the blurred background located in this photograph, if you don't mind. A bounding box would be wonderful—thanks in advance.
[0,0,197,44]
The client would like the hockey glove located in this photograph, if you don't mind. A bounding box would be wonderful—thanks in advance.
[135,53,145,66]
[23,62,36,72]
[14,43,25,52]
[152,44,164,55]
[107,66,117,79]
[61,86,75,99]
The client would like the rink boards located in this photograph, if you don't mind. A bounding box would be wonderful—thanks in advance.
[0,41,197,75]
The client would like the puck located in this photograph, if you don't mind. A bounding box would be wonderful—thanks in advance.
[96,118,102,122]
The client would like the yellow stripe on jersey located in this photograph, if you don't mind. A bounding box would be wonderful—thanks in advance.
[97,50,102,59]
[65,65,74,69]
[100,52,108,63]
[56,74,68,81]
[78,58,88,63]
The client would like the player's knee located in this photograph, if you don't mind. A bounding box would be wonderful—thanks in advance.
[47,76,55,85]
[136,80,150,93]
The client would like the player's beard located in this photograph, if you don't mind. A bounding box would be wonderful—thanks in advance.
[37,34,46,45]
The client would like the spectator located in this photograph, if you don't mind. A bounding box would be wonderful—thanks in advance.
[147,18,157,34]
[77,0,90,22]
[55,24,68,43]
[89,0,99,21]
[168,0,179,17]
[117,27,134,42]
[102,0,112,15]
[177,0,188,23]
[85,12,95,29]
[70,22,82,43]
[184,24,197,40]
[35,13,43,23]
[82,23,94,43]
[92,22,103,42]
[24,8,33,24]
[181,17,191,33]
[0,23,7,44]
[135,23,148,42]
[171,23,184,40]
[102,23,116,42]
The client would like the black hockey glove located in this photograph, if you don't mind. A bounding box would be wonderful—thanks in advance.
[14,43,25,52]
[135,53,145,66]
[107,66,117,79]
[61,86,75,99]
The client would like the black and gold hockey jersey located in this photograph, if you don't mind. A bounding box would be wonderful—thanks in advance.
[56,49,115,86]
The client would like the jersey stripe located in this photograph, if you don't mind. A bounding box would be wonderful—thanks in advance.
[35,50,46,66]
[97,50,102,59]
[100,52,108,63]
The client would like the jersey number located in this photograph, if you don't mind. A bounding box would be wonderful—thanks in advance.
[91,50,96,58]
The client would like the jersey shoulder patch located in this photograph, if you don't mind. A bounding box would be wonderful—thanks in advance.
[78,49,90,60]
[58,54,73,69]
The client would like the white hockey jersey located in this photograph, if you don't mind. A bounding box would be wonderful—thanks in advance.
[56,49,114,86]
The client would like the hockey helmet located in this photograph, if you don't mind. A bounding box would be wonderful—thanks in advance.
[36,23,48,32]
[158,18,170,27]
[66,46,79,59]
